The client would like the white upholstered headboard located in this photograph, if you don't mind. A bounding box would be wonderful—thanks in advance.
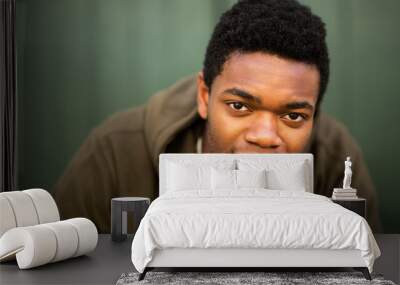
[159,153,314,196]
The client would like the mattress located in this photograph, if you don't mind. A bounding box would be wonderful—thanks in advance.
[131,189,380,273]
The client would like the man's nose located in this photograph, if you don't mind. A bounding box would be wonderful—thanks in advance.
[244,113,283,149]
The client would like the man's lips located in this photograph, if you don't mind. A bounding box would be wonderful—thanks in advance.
[232,148,286,154]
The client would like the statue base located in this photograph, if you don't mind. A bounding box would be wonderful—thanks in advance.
[332,188,358,199]
[333,188,357,192]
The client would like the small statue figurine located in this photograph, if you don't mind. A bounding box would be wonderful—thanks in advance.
[342,156,352,189]
[332,156,357,199]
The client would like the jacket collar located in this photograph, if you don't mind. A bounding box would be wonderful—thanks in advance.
[143,75,199,172]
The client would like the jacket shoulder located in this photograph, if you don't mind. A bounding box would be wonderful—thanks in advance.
[314,113,362,160]
[91,105,146,139]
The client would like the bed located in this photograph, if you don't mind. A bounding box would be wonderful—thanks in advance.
[131,153,380,281]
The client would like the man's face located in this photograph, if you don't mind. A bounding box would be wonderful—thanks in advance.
[197,52,320,153]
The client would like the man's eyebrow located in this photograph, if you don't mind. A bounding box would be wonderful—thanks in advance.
[285,101,314,111]
[222,88,262,104]
[223,88,314,111]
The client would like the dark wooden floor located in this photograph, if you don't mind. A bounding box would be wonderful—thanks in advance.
[0,234,399,284]
[373,234,400,283]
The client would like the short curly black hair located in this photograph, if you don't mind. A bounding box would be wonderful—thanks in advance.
[203,0,329,115]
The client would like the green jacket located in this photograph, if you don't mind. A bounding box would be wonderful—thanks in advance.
[54,75,382,233]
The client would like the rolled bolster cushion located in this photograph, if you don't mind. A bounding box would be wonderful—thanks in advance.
[0,218,98,269]
[0,189,60,238]
[41,221,79,263]
[0,191,39,228]
[0,226,57,269]
[0,196,17,237]
[64,218,98,257]
[23,189,60,224]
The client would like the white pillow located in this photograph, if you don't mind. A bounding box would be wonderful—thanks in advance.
[211,168,236,190]
[236,169,267,189]
[166,159,236,192]
[166,162,211,191]
[238,159,309,191]
[266,163,307,191]
[211,169,268,190]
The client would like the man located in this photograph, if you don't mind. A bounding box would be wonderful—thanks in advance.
[54,0,381,233]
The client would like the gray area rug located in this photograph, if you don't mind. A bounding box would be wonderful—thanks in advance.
[116,271,396,285]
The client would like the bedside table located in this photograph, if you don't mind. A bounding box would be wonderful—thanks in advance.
[331,197,366,218]
[111,197,150,242]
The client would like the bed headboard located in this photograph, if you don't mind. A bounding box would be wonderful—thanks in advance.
[159,153,313,196]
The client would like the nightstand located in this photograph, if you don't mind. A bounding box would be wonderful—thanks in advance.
[331,197,366,218]
[111,197,150,242]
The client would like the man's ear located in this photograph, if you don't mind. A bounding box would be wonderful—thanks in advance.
[197,71,209,120]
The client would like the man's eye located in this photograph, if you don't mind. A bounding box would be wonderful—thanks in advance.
[283,113,305,122]
[228,102,249,112]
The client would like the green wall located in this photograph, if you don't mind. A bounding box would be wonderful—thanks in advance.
[16,0,400,233]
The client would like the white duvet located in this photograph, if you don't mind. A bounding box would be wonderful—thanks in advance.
[131,189,380,273]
